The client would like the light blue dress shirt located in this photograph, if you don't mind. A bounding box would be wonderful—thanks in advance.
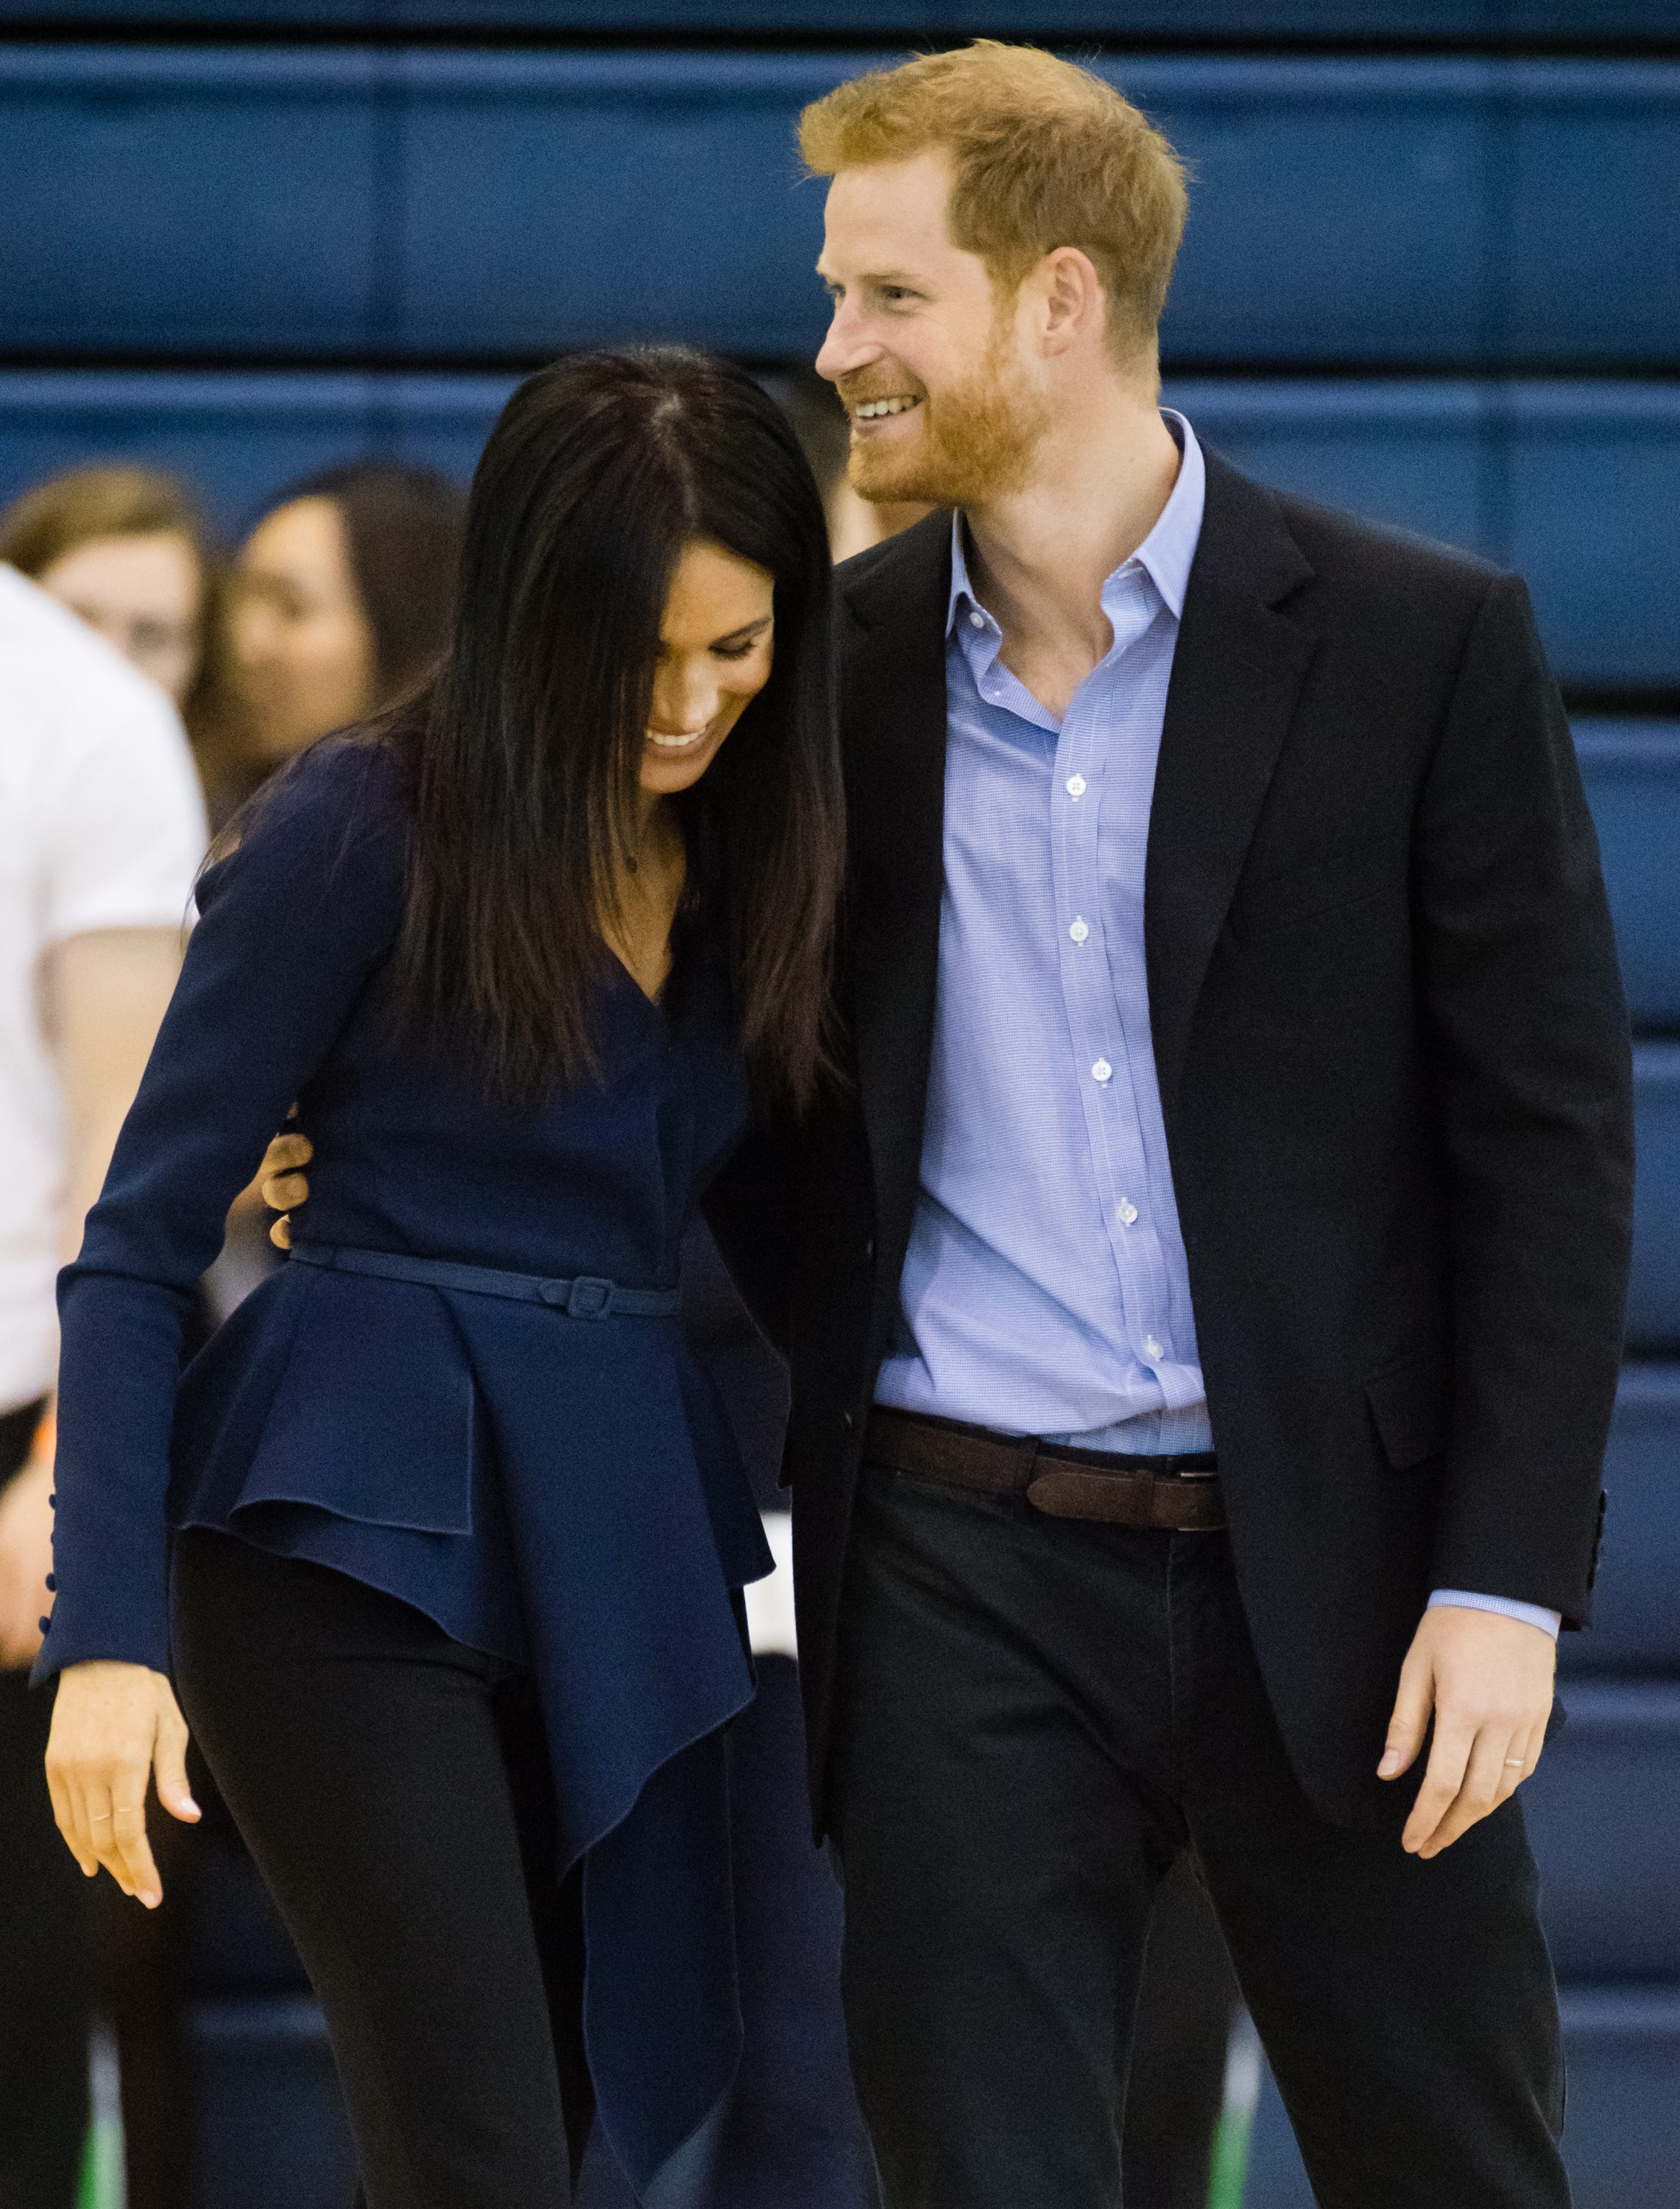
[872,412,1559,1639]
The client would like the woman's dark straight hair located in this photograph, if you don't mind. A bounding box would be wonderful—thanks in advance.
[388,348,844,1111]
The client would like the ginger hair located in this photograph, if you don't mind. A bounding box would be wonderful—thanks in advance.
[799,41,1188,363]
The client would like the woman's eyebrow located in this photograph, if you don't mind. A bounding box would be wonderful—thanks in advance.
[710,616,773,647]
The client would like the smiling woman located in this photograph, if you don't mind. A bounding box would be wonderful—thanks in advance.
[37,347,844,2209]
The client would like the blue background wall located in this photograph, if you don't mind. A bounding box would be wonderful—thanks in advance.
[1,5,1675,2205]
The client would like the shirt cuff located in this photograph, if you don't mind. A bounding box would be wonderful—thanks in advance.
[1428,1589,1561,1639]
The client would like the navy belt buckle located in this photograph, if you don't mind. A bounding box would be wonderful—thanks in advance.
[564,1276,615,1320]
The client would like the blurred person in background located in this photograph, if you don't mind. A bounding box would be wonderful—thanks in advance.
[776,368,933,559]
[0,462,241,808]
[226,459,467,816]
[0,560,205,2207]
[1,462,227,2209]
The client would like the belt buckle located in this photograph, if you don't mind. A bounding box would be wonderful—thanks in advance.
[564,1276,615,1320]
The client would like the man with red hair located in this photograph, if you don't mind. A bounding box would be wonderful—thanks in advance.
[765,40,1628,2208]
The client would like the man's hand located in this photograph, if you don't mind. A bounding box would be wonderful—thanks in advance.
[0,1449,54,1668]
[1379,1606,1557,1859]
[259,1130,314,1250]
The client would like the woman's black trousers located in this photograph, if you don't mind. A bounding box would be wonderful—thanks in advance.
[172,1527,593,2209]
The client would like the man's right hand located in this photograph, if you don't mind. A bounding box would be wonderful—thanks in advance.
[259,1130,314,1249]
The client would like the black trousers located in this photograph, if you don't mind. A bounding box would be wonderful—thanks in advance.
[0,1399,89,2209]
[172,1528,593,2209]
[830,1464,1569,2209]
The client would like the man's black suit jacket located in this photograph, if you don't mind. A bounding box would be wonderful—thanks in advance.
[710,448,1634,1833]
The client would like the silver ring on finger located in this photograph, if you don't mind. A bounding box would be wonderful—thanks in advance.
[1503,1758,1525,1767]
[90,1811,113,1824]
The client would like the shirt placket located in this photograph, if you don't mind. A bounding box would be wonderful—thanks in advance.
[1051,585,1179,1399]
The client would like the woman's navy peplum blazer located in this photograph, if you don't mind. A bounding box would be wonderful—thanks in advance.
[38,737,775,2202]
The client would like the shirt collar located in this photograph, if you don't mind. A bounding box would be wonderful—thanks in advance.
[945,409,1206,639]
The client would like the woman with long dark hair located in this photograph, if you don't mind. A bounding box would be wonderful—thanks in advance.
[34,349,843,2208]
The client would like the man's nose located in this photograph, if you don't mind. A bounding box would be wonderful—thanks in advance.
[815,299,878,387]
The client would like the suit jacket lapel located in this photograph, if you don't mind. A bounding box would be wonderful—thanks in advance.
[834,513,953,1273]
[1146,452,1318,1104]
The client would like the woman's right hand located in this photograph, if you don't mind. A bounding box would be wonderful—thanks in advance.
[45,1660,200,1907]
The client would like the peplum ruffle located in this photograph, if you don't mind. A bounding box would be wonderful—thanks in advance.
[169,1253,772,2199]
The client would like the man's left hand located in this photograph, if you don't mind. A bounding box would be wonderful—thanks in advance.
[1379,1606,1557,1859]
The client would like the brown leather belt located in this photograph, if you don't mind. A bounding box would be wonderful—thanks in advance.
[864,1408,1227,1532]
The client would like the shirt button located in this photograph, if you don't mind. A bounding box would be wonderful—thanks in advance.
[1091,1059,1112,1083]
[1144,1336,1165,1361]
[1118,1199,1139,1226]
[1066,774,1087,798]
[1069,918,1089,943]
[968,608,986,631]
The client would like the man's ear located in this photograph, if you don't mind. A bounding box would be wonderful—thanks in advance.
[1035,246,1108,358]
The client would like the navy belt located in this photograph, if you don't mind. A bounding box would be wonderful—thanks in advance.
[289,1241,680,1321]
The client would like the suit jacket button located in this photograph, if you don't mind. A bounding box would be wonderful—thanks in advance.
[841,1412,856,1434]
[864,1237,875,1261]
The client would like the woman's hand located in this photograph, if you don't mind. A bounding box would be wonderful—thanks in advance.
[45,1660,200,1906]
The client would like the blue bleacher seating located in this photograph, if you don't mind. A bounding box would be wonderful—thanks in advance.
[1629,1045,1680,1353]
[1561,1362,1680,1679]
[1575,722,1680,1032]
[2,2,1675,33]
[1524,1683,1680,1981]
[2,54,1676,369]
[190,1998,353,2209]
[1245,1987,1680,2209]
[3,372,1678,693]
[1179,381,1680,691]
[0,370,517,532]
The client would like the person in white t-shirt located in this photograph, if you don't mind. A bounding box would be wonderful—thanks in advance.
[0,561,205,2206]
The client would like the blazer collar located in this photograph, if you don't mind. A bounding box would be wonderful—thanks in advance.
[1145,448,1319,1104]
[833,460,1318,1249]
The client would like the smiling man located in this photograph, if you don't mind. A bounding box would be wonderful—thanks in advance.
[735,40,1632,2209]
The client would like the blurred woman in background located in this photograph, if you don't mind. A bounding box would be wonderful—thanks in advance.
[227,461,466,814]
[0,465,238,795]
